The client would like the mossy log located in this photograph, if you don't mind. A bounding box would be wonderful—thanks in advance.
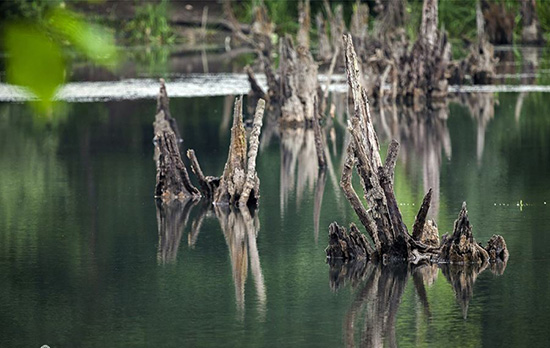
[326,35,508,265]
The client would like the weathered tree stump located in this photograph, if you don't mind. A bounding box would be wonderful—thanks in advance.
[213,97,265,206]
[297,0,310,50]
[315,13,332,62]
[153,80,200,201]
[482,1,515,45]
[520,0,545,45]
[153,81,266,207]
[326,35,508,266]
[279,35,319,126]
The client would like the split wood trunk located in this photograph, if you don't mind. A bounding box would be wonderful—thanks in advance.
[326,35,508,266]
[213,97,265,206]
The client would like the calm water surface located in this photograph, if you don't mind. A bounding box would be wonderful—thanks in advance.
[1,90,550,347]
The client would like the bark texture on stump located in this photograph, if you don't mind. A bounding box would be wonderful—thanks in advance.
[327,35,508,266]
[521,0,544,45]
[279,35,319,126]
[153,81,200,201]
[214,97,265,207]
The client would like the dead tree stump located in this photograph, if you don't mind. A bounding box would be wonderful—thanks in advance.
[213,97,265,207]
[153,81,200,201]
[279,35,319,126]
[326,35,508,266]
[316,13,332,62]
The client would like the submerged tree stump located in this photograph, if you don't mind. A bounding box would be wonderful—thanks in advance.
[153,80,200,201]
[213,97,265,206]
[153,80,266,207]
[326,36,508,266]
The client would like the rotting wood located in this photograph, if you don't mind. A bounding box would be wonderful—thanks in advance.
[520,0,544,45]
[153,81,266,207]
[279,35,319,126]
[157,78,182,142]
[186,149,220,199]
[297,0,310,50]
[312,96,327,169]
[213,97,266,207]
[316,13,332,62]
[326,35,508,266]
[153,81,200,201]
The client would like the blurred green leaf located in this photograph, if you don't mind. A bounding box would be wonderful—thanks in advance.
[46,8,117,67]
[4,23,65,112]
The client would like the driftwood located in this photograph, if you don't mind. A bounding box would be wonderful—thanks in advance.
[326,35,508,266]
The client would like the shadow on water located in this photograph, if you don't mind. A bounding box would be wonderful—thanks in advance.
[329,258,508,348]
[155,199,266,321]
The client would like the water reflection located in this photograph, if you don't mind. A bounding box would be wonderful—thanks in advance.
[215,205,267,321]
[331,258,507,347]
[155,199,266,320]
[375,106,451,219]
[341,263,408,348]
[156,198,199,264]
[451,92,495,165]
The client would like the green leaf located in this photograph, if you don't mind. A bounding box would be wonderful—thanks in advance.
[46,8,118,67]
[4,23,65,112]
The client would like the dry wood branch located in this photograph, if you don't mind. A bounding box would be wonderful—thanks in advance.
[245,65,268,102]
[186,149,220,199]
[328,34,508,267]
[213,97,266,207]
[312,97,327,169]
[239,99,266,206]
[157,78,181,141]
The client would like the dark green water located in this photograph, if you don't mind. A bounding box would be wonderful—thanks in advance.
[1,92,549,347]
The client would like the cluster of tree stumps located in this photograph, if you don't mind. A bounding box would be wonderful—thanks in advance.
[325,36,509,269]
[153,79,265,207]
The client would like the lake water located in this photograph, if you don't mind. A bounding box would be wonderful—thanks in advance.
[1,50,550,347]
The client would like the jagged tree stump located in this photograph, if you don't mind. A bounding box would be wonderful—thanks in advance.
[213,97,265,206]
[326,35,508,266]
[153,80,200,201]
